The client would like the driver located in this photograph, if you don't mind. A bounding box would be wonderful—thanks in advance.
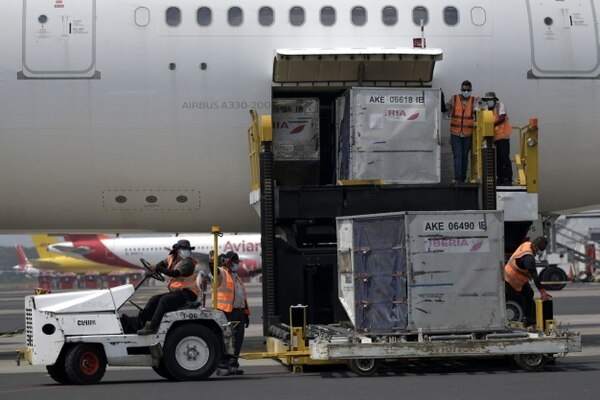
[134,239,200,335]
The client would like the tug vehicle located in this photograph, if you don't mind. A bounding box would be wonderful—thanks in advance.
[21,259,235,384]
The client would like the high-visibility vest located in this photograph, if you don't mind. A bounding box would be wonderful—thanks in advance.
[216,267,250,315]
[504,242,534,291]
[493,105,512,141]
[167,255,200,296]
[450,94,476,136]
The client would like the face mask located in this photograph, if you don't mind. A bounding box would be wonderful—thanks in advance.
[179,249,191,258]
[461,90,471,97]
[487,100,496,108]
[230,263,239,273]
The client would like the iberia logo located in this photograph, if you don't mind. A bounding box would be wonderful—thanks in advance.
[384,108,424,121]
[289,125,305,134]
[274,121,306,134]
[470,240,484,251]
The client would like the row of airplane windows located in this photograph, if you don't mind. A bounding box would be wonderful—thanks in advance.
[139,5,474,28]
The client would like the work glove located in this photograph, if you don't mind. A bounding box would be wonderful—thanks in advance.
[244,315,250,328]
[540,288,552,301]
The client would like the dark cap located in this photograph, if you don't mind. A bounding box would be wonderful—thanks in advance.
[173,239,195,250]
[461,80,472,88]
[223,251,240,263]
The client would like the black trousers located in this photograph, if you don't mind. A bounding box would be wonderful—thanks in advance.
[219,308,246,368]
[505,281,535,323]
[495,138,512,184]
[139,289,196,330]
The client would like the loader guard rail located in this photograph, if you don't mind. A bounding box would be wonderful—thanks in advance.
[514,118,539,193]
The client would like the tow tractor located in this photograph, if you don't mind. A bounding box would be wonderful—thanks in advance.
[20,259,235,384]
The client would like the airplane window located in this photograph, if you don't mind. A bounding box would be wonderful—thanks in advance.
[165,7,181,27]
[134,7,150,27]
[259,6,274,26]
[443,6,458,26]
[382,6,398,26]
[351,7,367,26]
[228,6,243,27]
[320,6,336,26]
[412,6,429,26]
[176,195,188,203]
[197,7,212,27]
[289,6,305,26]
[471,7,486,26]
[146,195,158,204]
[115,195,127,204]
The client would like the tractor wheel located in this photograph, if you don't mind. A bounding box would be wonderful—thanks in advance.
[163,324,221,380]
[152,360,175,380]
[64,344,107,385]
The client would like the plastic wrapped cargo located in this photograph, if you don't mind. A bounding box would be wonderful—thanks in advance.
[336,88,441,183]
[337,210,506,334]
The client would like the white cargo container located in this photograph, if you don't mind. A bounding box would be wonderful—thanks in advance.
[336,88,441,183]
[272,98,320,161]
[337,210,506,334]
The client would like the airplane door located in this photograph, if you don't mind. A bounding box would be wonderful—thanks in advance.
[21,0,97,78]
[527,0,600,78]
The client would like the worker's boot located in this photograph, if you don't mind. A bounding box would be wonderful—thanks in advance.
[137,322,156,336]
[229,366,244,375]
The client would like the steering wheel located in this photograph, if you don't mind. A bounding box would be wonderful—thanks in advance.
[140,258,165,282]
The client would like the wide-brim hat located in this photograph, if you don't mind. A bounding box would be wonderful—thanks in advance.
[173,239,195,250]
[482,91,498,101]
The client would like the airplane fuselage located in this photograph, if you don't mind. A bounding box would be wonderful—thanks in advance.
[1,0,599,233]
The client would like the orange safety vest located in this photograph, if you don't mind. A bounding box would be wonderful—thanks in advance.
[493,106,512,141]
[504,242,534,291]
[450,94,476,136]
[216,267,250,315]
[167,255,200,296]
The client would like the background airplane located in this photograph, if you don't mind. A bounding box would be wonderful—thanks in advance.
[12,235,137,275]
[12,245,42,276]
[47,233,262,281]
[0,0,599,234]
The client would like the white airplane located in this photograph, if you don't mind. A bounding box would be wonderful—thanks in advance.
[46,233,262,280]
[0,0,599,234]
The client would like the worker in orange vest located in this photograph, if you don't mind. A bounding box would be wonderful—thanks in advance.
[447,80,477,183]
[130,239,200,335]
[504,237,551,326]
[215,251,250,376]
[482,91,513,185]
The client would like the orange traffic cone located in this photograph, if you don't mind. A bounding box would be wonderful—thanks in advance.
[567,264,574,282]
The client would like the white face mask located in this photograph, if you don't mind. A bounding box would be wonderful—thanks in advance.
[486,100,496,108]
[230,262,239,273]
[461,90,471,98]
[179,249,191,258]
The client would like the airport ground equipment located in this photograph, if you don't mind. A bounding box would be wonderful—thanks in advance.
[247,48,539,335]
[243,48,578,373]
[243,211,581,374]
[308,211,580,374]
[20,259,235,384]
